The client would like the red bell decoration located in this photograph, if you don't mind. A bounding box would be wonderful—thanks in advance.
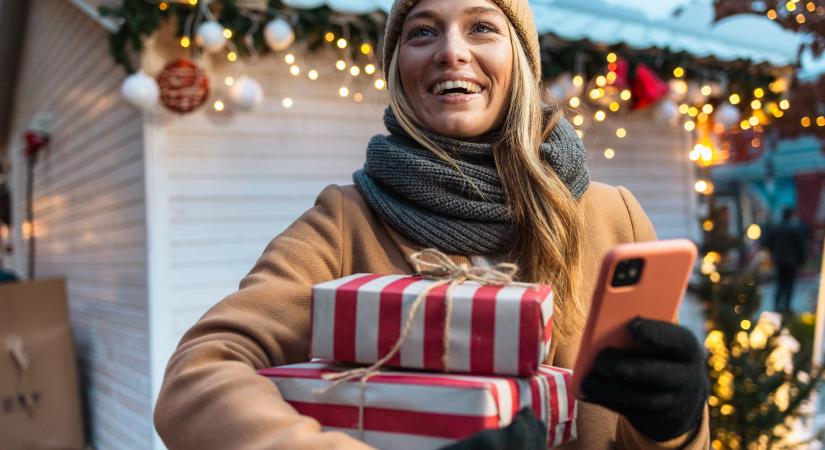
[24,130,50,159]
[610,58,631,91]
[631,64,669,111]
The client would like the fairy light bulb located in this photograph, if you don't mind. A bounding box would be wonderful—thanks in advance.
[572,75,584,87]
[180,36,191,48]
[569,96,581,108]
[213,100,225,112]
[227,51,237,62]
[223,29,233,39]
[604,148,615,159]
[285,54,295,64]
[365,64,376,75]
[325,32,335,42]
[361,43,372,55]
[336,60,347,71]
[594,111,606,122]
[684,120,696,131]
[290,65,300,76]
[374,79,386,90]
[339,86,350,97]
[282,98,293,108]
[308,70,319,80]
[224,76,234,86]
[573,115,584,127]
[729,94,741,105]
[354,93,364,103]
[620,90,632,101]
[673,67,685,78]
[337,38,347,49]
[616,128,627,138]
[606,52,617,63]
[350,66,360,76]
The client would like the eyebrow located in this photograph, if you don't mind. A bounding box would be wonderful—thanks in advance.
[405,6,506,23]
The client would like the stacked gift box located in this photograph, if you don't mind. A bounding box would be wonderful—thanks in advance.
[259,272,578,449]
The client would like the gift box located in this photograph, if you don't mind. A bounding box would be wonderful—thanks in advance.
[259,361,577,450]
[310,273,554,376]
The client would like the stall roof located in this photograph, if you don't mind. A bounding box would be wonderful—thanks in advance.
[283,0,802,66]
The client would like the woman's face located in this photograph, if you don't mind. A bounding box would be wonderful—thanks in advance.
[398,0,514,138]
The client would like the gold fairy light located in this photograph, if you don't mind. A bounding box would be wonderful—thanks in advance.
[336,60,347,71]
[569,96,581,108]
[285,54,296,64]
[308,70,319,80]
[337,38,348,49]
[339,86,350,97]
[365,64,376,75]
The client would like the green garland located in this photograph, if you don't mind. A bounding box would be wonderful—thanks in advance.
[99,0,384,74]
[100,0,789,120]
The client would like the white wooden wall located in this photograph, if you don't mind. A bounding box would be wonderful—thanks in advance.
[7,1,151,448]
[584,111,699,240]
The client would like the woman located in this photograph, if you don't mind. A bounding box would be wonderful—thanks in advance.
[154,0,710,448]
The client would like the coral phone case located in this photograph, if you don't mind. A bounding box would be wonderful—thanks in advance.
[571,239,697,399]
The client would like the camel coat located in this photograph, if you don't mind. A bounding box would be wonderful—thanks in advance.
[154,181,710,450]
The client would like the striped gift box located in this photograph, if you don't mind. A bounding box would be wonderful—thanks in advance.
[259,361,577,450]
[310,273,554,376]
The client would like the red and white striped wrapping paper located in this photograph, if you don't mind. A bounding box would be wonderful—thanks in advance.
[259,361,577,450]
[310,273,554,376]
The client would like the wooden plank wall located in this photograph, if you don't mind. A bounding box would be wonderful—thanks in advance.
[6,1,151,448]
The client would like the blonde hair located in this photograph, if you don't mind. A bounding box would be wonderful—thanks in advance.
[387,22,586,344]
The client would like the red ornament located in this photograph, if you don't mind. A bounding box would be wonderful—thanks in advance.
[156,59,209,114]
[610,58,631,91]
[24,131,50,159]
[631,64,669,111]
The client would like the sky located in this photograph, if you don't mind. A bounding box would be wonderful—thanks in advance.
[603,0,704,19]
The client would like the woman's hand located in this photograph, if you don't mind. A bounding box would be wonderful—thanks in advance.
[581,317,708,442]
[439,408,547,450]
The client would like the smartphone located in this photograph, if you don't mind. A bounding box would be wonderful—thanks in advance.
[571,239,697,399]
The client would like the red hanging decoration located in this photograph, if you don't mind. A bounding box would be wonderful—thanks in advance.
[156,59,210,114]
[631,64,669,111]
[610,58,631,91]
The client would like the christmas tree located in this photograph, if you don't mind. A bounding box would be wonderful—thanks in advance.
[696,205,825,449]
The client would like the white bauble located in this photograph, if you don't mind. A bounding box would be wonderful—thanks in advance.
[686,82,707,105]
[229,76,264,111]
[264,18,295,52]
[715,102,741,128]
[668,79,688,102]
[196,21,227,53]
[120,71,159,111]
[549,73,579,100]
[655,99,679,124]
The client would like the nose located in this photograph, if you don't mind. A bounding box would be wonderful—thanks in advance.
[433,26,472,68]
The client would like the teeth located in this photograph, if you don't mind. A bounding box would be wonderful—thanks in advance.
[430,80,483,95]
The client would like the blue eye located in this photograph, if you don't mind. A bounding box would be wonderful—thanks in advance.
[408,25,435,38]
[472,21,498,33]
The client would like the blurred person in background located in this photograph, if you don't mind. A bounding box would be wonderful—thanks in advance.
[762,207,807,313]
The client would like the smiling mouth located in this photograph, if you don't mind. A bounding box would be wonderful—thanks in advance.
[429,80,485,96]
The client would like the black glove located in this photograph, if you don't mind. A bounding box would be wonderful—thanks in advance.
[439,408,547,450]
[581,317,708,442]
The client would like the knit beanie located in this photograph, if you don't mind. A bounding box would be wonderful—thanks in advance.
[382,0,542,81]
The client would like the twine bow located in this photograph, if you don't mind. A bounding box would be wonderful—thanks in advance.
[317,248,537,439]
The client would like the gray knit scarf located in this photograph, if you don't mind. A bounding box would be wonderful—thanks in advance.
[352,107,590,256]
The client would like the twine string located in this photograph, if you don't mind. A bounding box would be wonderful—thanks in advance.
[316,248,537,438]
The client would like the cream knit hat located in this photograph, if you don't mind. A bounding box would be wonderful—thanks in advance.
[382,0,542,81]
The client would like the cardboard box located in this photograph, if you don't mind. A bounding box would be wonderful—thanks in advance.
[0,278,85,449]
